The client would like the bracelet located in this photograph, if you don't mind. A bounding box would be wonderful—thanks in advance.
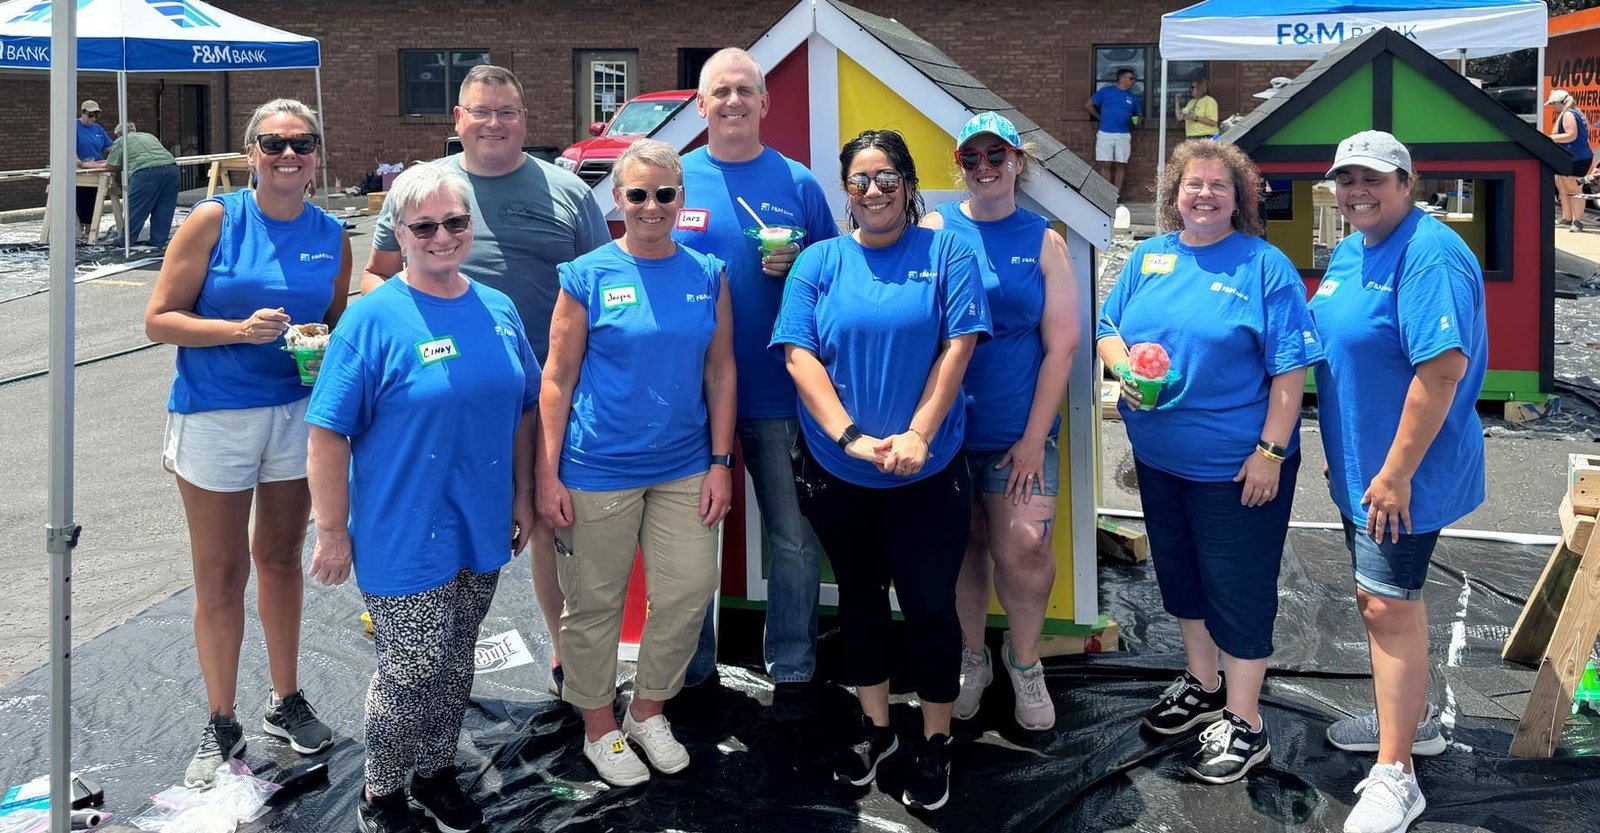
[1255,440,1286,463]
[908,427,929,445]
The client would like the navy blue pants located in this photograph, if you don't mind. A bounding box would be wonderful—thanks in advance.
[123,165,180,247]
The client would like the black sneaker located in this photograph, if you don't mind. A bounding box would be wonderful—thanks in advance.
[263,689,333,754]
[1141,670,1226,735]
[409,767,482,833]
[183,712,245,788]
[358,789,419,833]
[1185,711,1271,784]
[902,734,952,811]
[771,682,814,724]
[833,716,898,786]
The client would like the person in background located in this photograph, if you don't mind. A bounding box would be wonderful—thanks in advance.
[537,139,736,787]
[1085,69,1141,201]
[1179,79,1219,140]
[75,99,114,242]
[1095,139,1321,786]
[144,97,348,790]
[1545,89,1593,232]
[924,112,1079,732]
[772,129,990,810]
[1313,130,1487,833]
[672,47,839,719]
[107,120,180,249]
[361,64,609,697]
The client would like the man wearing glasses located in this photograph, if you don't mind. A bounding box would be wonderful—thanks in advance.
[670,47,839,721]
[360,64,608,698]
[75,99,114,243]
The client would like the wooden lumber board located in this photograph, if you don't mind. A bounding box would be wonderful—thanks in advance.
[1571,454,1600,517]
[1509,524,1600,757]
[1560,495,1595,554]
[1502,541,1582,665]
[1096,517,1148,563]
[1101,381,1121,420]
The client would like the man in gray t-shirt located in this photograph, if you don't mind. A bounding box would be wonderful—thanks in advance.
[359,65,607,693]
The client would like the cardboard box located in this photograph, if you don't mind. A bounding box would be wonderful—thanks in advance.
[1037,619,1120,657]
[1504,397,1559,423]
[366,191,387,214]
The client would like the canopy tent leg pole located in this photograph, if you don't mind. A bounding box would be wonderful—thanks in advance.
[48,1,82,832]
[1158,58,1169,216]
[1537,47,1546,133]
[119,71,129,258]
[315,68,330,209]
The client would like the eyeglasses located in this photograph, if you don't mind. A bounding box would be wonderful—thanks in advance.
[844,171,903,196]
[621,185,681,205]
[404,215,472,238]
[462,107,525,123]
[954,144,1010,171]
[1180,178,1233,196]
[83,111,100,119]
[254,133,321,155]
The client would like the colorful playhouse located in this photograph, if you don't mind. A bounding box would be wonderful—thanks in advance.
[1221,27,1568,402]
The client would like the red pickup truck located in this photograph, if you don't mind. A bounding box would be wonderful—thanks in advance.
[555,89,696,187]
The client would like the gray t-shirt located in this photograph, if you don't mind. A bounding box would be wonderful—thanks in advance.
[374,153,609,360]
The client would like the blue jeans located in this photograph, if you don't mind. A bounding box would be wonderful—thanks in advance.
[124,165,179,247]
[684,418,823,685]
[1340,515,1441,601]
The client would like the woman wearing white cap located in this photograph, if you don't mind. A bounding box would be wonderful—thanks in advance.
[1312,130,1487,833]
[1545,89,1593,232]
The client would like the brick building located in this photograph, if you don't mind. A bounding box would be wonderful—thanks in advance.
[0,0,1306,212]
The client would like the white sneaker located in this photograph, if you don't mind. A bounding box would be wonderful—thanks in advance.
[1003,644,1056,731]
[623,711,690,774]
[952,645,992,721]
[582,729,650,787]
[1344,762,1426,833]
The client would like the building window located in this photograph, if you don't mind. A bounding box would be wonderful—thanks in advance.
[589,60,629,124]
[401,49,490,115]
[1094,45,1207,118]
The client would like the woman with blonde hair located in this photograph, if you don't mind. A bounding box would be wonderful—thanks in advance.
[1546,89,1593,232]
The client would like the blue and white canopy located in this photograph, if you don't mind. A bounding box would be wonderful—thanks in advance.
[0,0,320,71]
[1160,0,1547,61]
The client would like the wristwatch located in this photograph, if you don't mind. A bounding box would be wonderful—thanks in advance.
[836,423,862,449]
[709,454,734,468]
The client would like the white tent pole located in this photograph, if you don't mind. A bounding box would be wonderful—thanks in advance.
[48,0,81,830]
[1537,46,1546,133]
[315,67,329,209]
[119,70,129,257]
[1158,58,1169,215]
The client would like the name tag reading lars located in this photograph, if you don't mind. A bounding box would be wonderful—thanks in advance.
[1141,253,1176,275]
[602,284,640,309]
[675,209,710,231]
[415,335,460,366]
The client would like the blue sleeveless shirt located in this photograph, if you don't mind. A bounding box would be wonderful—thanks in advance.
[1562,108,1593,162]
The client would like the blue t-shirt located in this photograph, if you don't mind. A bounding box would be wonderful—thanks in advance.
[1091,85,1142,134]
[76,121,112,162]
[557,242,725,491]
[305,277,540,596]
[1561,108,1593,162]
[770,227,992,488]
[1096,231,1323,482]
[1309,208,1487,532]
[167,190,345,414]
[935,202,1059,451]
[674,146,838,419]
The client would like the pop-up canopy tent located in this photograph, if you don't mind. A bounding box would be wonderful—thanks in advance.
[0,0,328,253]
[1155,0,1549,177]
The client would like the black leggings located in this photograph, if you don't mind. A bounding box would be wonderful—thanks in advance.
[75,186,99,226]
[792,439,970,703]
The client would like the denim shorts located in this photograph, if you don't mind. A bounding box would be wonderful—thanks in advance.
[1340,515,1441,601]
[964,435,1060,497]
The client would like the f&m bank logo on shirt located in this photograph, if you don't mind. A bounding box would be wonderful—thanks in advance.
[907,269,938,283]
[299,251,336,262]
[1009,256,1038,265]
[1209,281,1251,302]
[1438,315,1452,331]
[759,202,797,221]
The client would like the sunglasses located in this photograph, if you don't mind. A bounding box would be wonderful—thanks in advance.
[253,133,321,155]
[844,171,902,196]
[621,186,681,205]
[83,111,100,119]
[954,144,1011,171]
[404,215,472,238]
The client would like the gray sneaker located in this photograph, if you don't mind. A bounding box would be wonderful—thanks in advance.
[1003,645,1055,731]
[1326,704,1446,756]
[183,713,245,789]
[952,646,992,721]
[1344,762,1426,833]
[262,690,333,754]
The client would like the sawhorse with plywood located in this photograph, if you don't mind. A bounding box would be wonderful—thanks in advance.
[1503,453,1600,757]
[205,154,251,197]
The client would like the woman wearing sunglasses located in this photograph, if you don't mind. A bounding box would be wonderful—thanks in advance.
[772,129,990,810]
[144,98,350,789]
[922,112,1079,733]
[305,163,540,833]
[1095,140,1320,785]
[537,139,735,787]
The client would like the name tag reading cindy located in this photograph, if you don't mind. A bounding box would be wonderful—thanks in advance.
[1141,253,1176,275]
[416,335,460,366]
[602,284,640,309]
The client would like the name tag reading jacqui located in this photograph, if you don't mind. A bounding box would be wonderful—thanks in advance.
[602,285,640,309]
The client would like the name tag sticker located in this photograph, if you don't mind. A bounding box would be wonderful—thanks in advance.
[602,284,640,309]
[1315,279,1340,297]
[1141,253,1176,275]
[415,335,460,366]
[675,209,710,231]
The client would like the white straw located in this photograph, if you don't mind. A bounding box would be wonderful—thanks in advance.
[736,196,770,230]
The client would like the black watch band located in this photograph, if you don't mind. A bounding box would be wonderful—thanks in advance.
[709,454,734,468]
[836,423,862,449]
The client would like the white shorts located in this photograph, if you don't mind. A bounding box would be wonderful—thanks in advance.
[1096,131,1132,164]
[162,398,311,492]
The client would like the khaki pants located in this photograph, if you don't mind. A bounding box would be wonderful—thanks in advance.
[555,472,719,710]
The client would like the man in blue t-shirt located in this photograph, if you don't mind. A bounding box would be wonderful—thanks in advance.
[670,48,839,719]
[1085,69,1142,202]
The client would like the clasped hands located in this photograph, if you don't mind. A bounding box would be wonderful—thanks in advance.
[844,430,929,478]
